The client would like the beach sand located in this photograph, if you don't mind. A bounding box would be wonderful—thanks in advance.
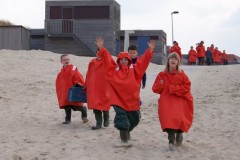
[0,50,240,160]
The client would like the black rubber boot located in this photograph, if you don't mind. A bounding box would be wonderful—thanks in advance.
[92,110,102,130]
[81,106,89,123]
[120,130,129,143]
[166,129,176,151]
[127,131,131,141]
[63,107,71,124]
[176,133,183,146]
[103,111,110,127]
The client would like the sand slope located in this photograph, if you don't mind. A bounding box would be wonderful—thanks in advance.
[0,50,240,160]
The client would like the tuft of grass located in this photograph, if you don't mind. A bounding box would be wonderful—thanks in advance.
[0,20,14,26]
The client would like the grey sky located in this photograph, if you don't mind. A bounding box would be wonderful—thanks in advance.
[1,0,240,56]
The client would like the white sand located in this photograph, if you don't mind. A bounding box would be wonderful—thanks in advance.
[0,50,240,160]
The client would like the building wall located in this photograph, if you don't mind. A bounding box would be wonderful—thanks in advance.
[45,0,120,55]
[0,26,30,50]
[30,29,45,50]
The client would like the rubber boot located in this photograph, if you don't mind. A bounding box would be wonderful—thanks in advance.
[127,131,131,141]
[103,111,110,127]
[81,106,89,123]
[176,132,183,146]
[63,107,71,124]
[92,110,102,130]
[167,129,175,151]
[120,130,129,143]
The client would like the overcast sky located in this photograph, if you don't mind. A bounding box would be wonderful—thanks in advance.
[1,0,240,56]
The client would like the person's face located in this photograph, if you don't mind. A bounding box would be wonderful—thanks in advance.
[169,57,178,69]
[190,46,193,50]
[119,58,129,66]
[61,56,70,67]
[128,50,138,59]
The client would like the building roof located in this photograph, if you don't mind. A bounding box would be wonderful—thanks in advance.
[227,54,240,62]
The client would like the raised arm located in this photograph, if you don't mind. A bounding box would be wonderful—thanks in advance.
[134,40,155,78]
[95,37,116,78]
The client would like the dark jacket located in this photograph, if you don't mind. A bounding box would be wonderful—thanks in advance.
[205,50,212,59]
[132,58,147,87]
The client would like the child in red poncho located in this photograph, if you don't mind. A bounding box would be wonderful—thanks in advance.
[56,54,89,124]
[95,37,155,143]
[152,52,194,151]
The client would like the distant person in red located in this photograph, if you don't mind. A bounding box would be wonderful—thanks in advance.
[85,49,111,130]
[56,54,88,124]
[196,41,206,65]
[209,44,215,64]
[95,37,155,143]
[188,46,197,65]
[222,50,229,65]
[152,52,194,151]
[170,41,182,61]
[213,47,221,65]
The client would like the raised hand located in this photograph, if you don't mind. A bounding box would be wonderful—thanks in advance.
[95,37,104,49]
[148,40,155,52]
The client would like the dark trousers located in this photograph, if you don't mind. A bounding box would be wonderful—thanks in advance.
[113,106,140,131]
[164,128,183,144]
[64,105,87,122]
[223,60,228,65]
[189,62,196,65]
[198,57,204,65]
[93,109,109,127]
[206,58,212,65]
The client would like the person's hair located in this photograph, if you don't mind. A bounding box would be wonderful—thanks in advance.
[128,45,138,51]
[96,48,100,52]
[164,52,181,73]
[60,54,69,61]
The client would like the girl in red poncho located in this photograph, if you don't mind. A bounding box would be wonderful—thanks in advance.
[56,54,89,124]
[95,37,155,143]
[85,49,111,130]
[152,52,194,151]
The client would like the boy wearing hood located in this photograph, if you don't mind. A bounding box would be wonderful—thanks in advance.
[95,37,155,143]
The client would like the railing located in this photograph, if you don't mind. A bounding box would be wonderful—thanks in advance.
[45,19,95,56]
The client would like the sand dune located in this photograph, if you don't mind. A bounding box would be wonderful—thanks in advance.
[0,50,240,160]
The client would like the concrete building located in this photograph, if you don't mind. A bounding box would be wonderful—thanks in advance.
[45,0,120,56]
[44,0,167,64]
[0,26,30,50]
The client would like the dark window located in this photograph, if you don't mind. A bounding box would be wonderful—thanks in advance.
[50,6,62,19]
[63,8,73,19]
[130,36,137,40]
[74,6,109,19]
[150,36,159,40]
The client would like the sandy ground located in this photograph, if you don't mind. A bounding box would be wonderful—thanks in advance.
[0,50,240,160]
